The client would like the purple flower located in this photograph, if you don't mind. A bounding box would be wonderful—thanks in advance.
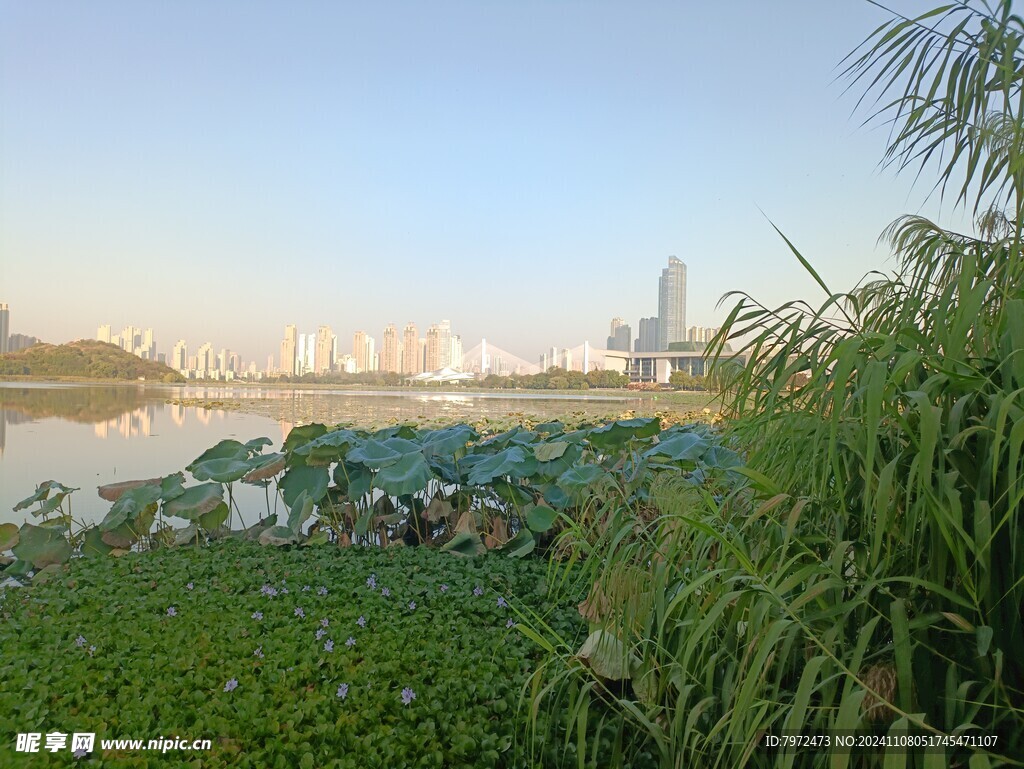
[260,584,278,597]
[253,646,264,659]
[75,635,87,647]
[408,601,416,611]
[318,586,328,596]
[186,582,194,591]
[88,645,96,656]
[73,748,87,758]
[366,574,377,589]
[357,615,366,628]
[167,606,177,617]
[345,636,356,648]
[302,585,311,592]
[381,587,391,598]
[316,628,326,640]
[497,596,508,608]
[473,586,483,597]
[280,587,289,595]
[294,606,305,619]
[251,611,263,621]
[324,639,334,653]
[439,584,449,593]
[336,683,349,700]
[320,618,329,628]
[506,618,515,628]
[401,687,416,705]
[223,678,238,692]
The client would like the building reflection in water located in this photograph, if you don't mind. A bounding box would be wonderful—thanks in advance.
[92,404,158,440]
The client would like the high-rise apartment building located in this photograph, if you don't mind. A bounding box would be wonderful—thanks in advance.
[450,334,463,371]
[402,323,421,374]
[425,325,443,371]
[607,317,631,351]
[635,317,660,353]
[280,325,298,376]
[657,256,686,351]
[315,326,335,375]
[97,325,111,344]
[141,328,156,360]
[172,340,187,371]
[353,331,368,373]
[380,324,401,373]
[0,303,9,354]
[196,342,214,374]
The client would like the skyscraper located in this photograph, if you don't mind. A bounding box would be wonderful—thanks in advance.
[402,323,421,374]
[425,325,443,371]
[0,304,8,354]
[450,334,463,370]
[607,317,631,351]
[315,326,334,374]
[658,256,686,351]
[172,340,187,371]
[196,342,214,375]
[380,324,401,373]
[97,324,111,344]
[280,325,298,376]
[636,317,660,353]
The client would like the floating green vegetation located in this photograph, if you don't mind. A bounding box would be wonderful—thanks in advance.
[0,541,600,768]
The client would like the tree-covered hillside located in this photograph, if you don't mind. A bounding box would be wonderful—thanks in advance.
[0,340,185,382]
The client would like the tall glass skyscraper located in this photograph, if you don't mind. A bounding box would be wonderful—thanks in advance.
[657,256,686,351]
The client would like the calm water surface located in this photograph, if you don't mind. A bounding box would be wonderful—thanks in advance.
[0,383,644,527]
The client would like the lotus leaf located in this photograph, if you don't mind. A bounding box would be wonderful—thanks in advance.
[0,523,19,552]
[556,464,610,502]
[333,462,372,501]
[286,491,315,536]
[534,441,570,462]
[172,523,200,547]
[293,429,360,465]
[466,446,537,486]
[526,505,559,533]
[420,425,477,458]
[586,417,661,450]
[441,531,485,556]
[81,527,114,557]
[278,464,329,507]
[346,439,404,469]
[576,629,640,682]
[162,483,225,521]
[534,421,564,435]
[500,528,536,558]
[12,523,72,568]
[643,432,709,462]
[372,424,419,440]
[101,501,157,548]
[282,423,328,454]
[491,479,532,505]
[97,477,166,502]
[380,436,424,455]
[186,439,248,472]
[702,445,744,470]
[100,484,164,531]
[242,453,287,483]
[423,495,453,523]
[198,502,230,531]
[3,559,33,577]
[243,436,273,454]
[190,457,253,483]
[12,481,77,512]
[374,453,432,496]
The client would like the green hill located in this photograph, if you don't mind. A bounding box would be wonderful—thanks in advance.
[0,340,185,382]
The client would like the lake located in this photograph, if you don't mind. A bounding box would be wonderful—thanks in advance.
[0,382,655,528]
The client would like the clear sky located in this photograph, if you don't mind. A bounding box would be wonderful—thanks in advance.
[1,0,965,364]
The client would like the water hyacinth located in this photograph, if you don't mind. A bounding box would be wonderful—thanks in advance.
[280,587,289,594]
[324,639,334,653]
[439,584,448,593]
[75,635,86,648]
[73,748,87,758]
[345,636,356,648]
[336,683,349,700]
[166,607,177,617]
[381,587,390,598]
[356,616,366,628]
[294,607,305,619]
[302,585,311,592]
[320,618,329,628]
[88,645,96,656]
[506,618,515,629]
[223,678,238,693]
[366,574,377,589]
[473,586,483,597]
[186,582,194,591]
[408,601,416,611]
[401,687,416,706]
[253,646,264,659]
[497,597,508,608]
[251,611,263,621]
[315,628,326,640]
[260,584,278,597]
[317,586,328,596]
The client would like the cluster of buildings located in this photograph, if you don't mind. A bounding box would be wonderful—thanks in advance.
[0,304,39,354]
[97,325,262,380]
[600,256,736,384]
[278,321,463,376]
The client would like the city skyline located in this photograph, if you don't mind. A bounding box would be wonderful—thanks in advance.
[2,2,972,364]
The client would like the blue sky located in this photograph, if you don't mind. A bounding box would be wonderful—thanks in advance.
[1,0,963,364]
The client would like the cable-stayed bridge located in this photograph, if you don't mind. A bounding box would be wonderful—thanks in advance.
[461,340,612,376]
